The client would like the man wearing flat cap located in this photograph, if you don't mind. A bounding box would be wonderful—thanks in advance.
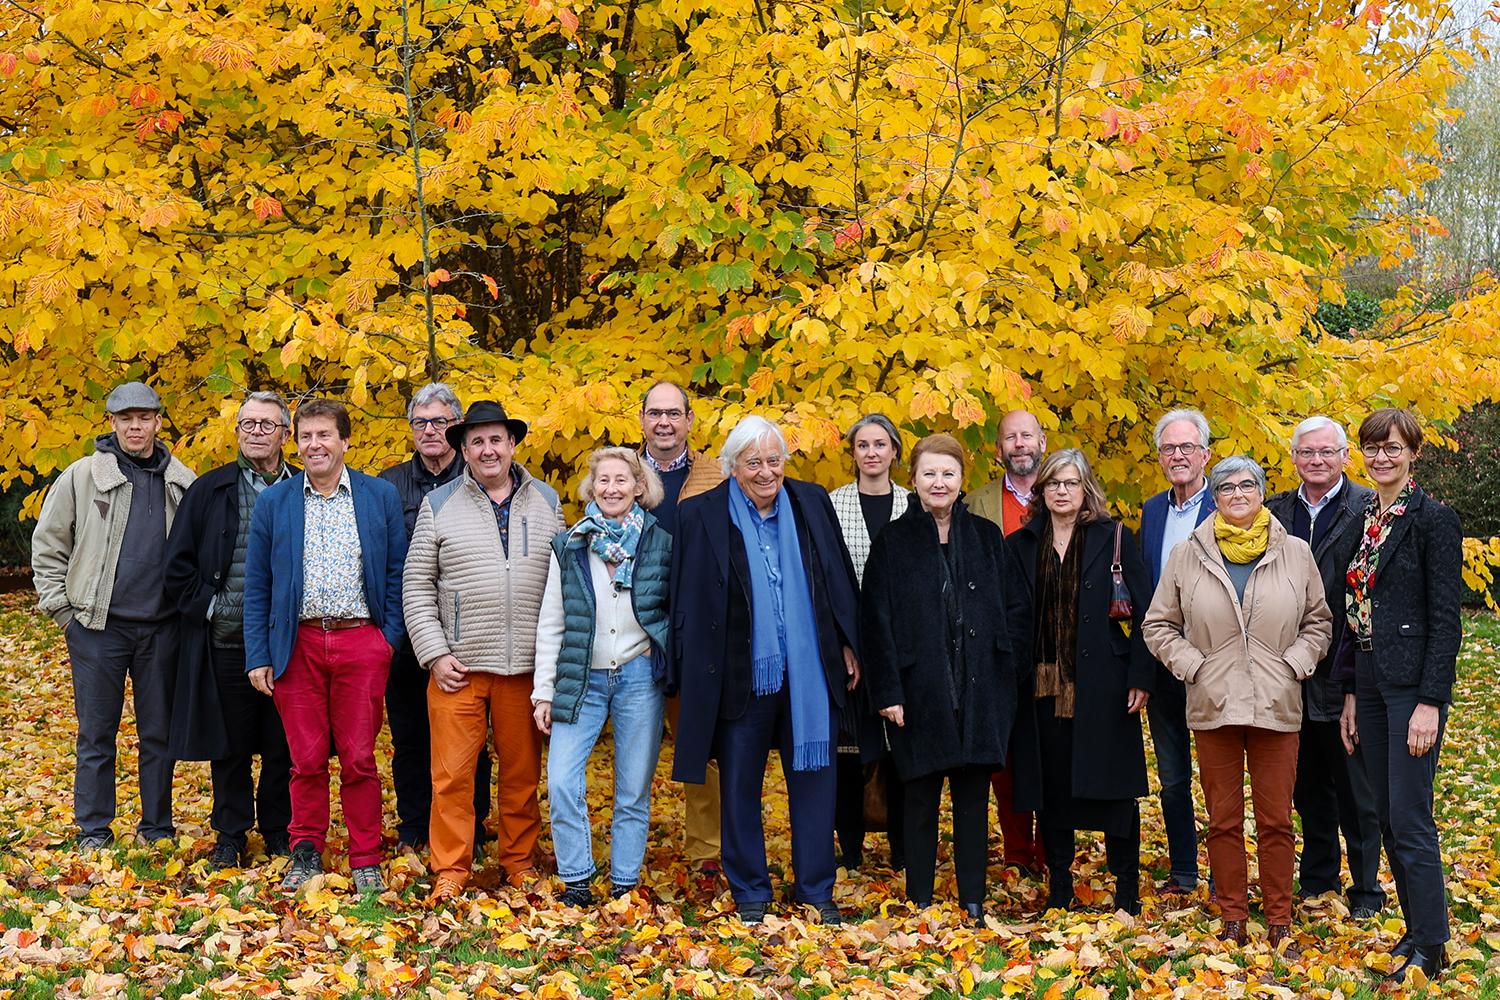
[32,381,197,849]
[402,400,564,902]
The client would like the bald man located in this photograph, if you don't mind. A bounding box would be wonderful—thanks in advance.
[967,409,1047,874]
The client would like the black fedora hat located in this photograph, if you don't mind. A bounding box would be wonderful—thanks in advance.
[446,400,528,449]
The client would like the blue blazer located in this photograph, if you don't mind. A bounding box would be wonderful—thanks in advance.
[1139,485,1217,590]
[243,469,408,678]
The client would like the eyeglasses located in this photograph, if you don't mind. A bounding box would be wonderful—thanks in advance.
[1158,443,1205,457]
[237,418,285,434]
[1361,442,1409,459]
[644,408,686,421]
[740,456,784,472]
[410,417,452,431]
[1043,479,1083,492]
[1214,480,1261,497]
[1293,447,1345,460]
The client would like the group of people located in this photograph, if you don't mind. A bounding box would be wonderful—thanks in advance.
[31,380,1461,985]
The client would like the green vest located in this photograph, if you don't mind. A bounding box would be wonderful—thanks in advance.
[548,514,672,725]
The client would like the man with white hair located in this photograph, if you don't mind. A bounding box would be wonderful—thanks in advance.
[1266,416,1383,917]
[669,415,862,925]
[1139,407,1216,896]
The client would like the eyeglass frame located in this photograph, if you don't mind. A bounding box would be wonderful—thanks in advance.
[1360,442,1410,459]
[1042,478,1083,492]
[1157,442,1207,457]
[409,416,453,431]
[1213,479,1262,497]
[643,408,687,421]
[237,418,287,434]
[1292,447,1346,460]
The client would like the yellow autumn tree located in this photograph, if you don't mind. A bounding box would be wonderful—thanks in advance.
[1,0,1498,548]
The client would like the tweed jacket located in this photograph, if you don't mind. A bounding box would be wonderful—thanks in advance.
[1143,516,1332,732]
[33,443,197,630]
[402,463,565,674]
[827,482,911,586]
[1347,486,1463,705]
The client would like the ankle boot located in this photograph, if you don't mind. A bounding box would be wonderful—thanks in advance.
[1046,869,1075,910]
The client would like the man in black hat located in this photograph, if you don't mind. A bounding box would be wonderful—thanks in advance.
[32,381,197,849]
[401,400,564,901]
[377,383,493,855]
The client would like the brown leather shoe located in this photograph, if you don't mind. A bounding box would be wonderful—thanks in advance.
[1220,919,1247,945]
[1268,923,1300,956]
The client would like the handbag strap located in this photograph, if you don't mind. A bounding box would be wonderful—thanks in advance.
[1110,521,1124,579]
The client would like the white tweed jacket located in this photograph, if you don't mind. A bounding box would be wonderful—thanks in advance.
[827,482,910,587]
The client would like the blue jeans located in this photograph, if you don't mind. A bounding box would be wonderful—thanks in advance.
[1147,670,1201,887]
[547,654,665,886]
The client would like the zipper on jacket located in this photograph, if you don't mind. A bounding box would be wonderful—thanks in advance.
[522,515,529,557]
[454,592,462,642]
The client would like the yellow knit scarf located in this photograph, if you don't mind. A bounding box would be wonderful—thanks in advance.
[1213,507,1271,564]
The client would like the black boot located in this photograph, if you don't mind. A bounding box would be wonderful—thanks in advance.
[1046,868,1076,910]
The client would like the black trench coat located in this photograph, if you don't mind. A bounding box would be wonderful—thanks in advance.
[859,501,1031,782]
[1007,517,1155,804]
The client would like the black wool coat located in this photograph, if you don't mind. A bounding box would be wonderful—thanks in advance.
[1007,517,1155,805]
[860,501,1031,783]
[1348,486,1463,706]
[668,478,862,785]
[1266,477,1375,722]
[162,462,241,760]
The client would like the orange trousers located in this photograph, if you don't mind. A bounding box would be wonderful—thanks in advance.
[428,672,542,882]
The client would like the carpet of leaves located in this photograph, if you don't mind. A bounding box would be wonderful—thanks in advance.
[3,595,1500,999]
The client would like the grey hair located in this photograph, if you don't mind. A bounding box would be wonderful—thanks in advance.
[237,390,291,428]
[578,447,665,511]
[1153,408,1212,449]
[407,382,463,421]
[845,413,903,463]
[719,414,788,477]
[1289,415,1348,450]
[1208,456,1266,497]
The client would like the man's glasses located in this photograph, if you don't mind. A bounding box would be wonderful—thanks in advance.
[644,408,686,421]
[1293,447,1345,460]
[410,417,452,431]
[1158,443,1205,457]
[237,418,285,434]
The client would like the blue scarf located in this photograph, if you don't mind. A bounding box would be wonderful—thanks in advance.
[727,479,830,771]
[567,501,645,589]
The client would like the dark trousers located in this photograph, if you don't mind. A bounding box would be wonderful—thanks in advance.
[903,764,991,907]
[386,643,491,846]
[1042,823,1140,906]
[716,687,838,905]
[208,644,291,848]
[1356,653,1450,946]
[834,754,906,868]
[1146,673,1201,887]
[66,619,176,841]
[1294,716,1384,909]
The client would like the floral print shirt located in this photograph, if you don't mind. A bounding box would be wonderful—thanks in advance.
[300,467,370,620]
[1345,479,1416,642]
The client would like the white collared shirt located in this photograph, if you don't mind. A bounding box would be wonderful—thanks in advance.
[1160,480,1210,571]
[1298,476,1344,534]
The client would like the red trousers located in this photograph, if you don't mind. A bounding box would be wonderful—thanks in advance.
[991,765,1044,868]
[273,623,390,868]
[1194,726,1299,923]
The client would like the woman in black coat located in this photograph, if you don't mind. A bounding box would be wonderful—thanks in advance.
[1008,450,1153,915]
[861,433,1029,922]
[1339,409,1463,986]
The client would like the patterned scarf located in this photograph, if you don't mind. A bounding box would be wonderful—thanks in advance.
[1213,507,1271,564]
[1034,521,1084,719]
[1345,479,1416,642]
[567,501,646,590]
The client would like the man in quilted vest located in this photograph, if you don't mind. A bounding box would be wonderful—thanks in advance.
[163,391,296,869]
[402,400,566,903]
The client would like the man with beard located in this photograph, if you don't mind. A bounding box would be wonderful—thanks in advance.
[967,409,1047,874]
[33,381,197,849]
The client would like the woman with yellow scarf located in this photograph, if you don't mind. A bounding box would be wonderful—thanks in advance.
[1144,456,1332,951]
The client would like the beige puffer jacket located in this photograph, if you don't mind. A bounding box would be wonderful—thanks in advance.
[1142,515,1332,732]
[402,464,566,674]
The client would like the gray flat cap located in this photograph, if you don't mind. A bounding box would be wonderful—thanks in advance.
[105,381,162,414]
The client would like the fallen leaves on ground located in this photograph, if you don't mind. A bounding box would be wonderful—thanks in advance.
[2,594,1499,998]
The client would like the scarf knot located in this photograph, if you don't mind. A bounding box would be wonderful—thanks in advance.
[1213,507,1271,564]
[567,501,645,589]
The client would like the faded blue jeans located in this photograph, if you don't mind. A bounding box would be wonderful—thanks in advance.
[547,654,665,887]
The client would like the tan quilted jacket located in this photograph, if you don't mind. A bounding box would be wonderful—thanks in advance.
[402,464,566,674]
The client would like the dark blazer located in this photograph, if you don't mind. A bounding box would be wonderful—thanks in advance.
[860,501,1030,782]
[162,462,240,760]
[1266,477,1375,722]
[668,478,861,785]
[1140,485,1217,590]
[1007,518,1155,804]
[1352,486,1463,705]
[243,469,408,678]
[378,451,464,540]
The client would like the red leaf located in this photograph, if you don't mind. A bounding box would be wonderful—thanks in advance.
[482,274,499,300]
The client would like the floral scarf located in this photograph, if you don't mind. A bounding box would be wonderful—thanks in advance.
[1345,479,1416,642]
[567,501,645,590]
